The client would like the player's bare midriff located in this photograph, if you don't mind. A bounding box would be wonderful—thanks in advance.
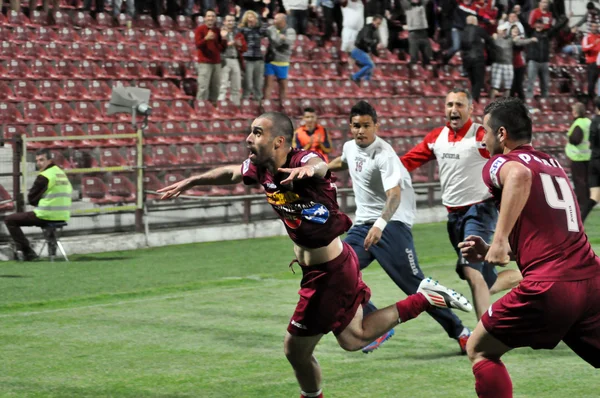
[293,236,344,266]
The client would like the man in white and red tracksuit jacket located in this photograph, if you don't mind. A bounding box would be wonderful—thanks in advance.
[400,88,522,321]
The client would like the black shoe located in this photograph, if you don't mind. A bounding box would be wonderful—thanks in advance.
[23,251,39,262]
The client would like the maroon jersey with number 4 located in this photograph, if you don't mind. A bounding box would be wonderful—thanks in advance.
[241,149,352,248]
[483,145,600,281]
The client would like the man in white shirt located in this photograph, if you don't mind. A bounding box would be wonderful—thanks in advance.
[329,100,471,354]
[401,88,522,320]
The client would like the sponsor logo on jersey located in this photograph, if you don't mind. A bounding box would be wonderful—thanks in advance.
[301,204,329,224]
[489,157,507,188]
[441,153,461,160]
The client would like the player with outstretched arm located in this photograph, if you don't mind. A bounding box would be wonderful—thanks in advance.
[159,112,473,398]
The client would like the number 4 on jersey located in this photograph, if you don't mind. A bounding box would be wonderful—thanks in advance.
[540,173,580,232]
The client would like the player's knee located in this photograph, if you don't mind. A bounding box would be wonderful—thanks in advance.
[337,337,362,352]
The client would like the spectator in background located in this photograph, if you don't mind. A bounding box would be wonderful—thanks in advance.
[443,0,481,65]
[365,0,391,48]
[283,0,309,36]
[219,14,248,106]
[82,0,104,18]
[4,149,72,262]
[509,24,532,100]
[402,0,433,65]
[576,2,600,31]
[437,0,456,51]
[583,23,600,102]
[264,13,297,101]
[460,15,493,103]
[528,0,552,31]
[490,23,536,100]
[195,9,228,104]
[317,0,336,44]
[581,96,600,222]
[350,15,384,83]
[341,0,365,53]
[240,10,269,102]
[556,25,581,57]
[506,12,525,36]
[166,0,194,18]
[293,107,332,162]
[526,16,568,99]
[566,102,592,210]
[112,0,135,20]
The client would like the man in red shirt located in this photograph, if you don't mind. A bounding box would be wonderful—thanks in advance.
[194,9,228,104]
[460,98,600,397]
[159,111,473,398]
[582,22,600,102]
[528,0,553,30]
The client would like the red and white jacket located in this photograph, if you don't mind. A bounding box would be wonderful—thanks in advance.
[401,119,491,210]
[582,32,600,65]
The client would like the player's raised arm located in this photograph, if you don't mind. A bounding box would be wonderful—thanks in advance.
[278,157,328,184]
[486,161,532,265]
[157,164,243,199]
[327,156,348,172]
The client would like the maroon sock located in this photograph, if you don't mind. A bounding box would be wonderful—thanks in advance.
[473,359,513,398]
[395,293,431,322]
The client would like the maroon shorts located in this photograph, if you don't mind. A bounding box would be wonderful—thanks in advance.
[287,242,372,337]
[482,275,600,367]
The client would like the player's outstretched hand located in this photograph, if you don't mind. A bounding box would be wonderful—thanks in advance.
[278,165,315,184]
[485,239,511,266]
[157,177,193,200]
[458,235,489,263]
[364,225,382,251]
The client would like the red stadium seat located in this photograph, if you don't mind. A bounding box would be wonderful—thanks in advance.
[55,60,79,78]
[5,11,29,27]
[176,145,202,164]
[20,42,46,60]
[0,103,25,124]
[151,146,178,166]
[82,176,109,203]
[37,81,65,101]
[5,59,30,79]
[13,80,39,101]
[224,142,246,163]
[215,100,239,120]
[61,80,90,101]
[73,11,94,29]
[111,123,137,146]
[43,42,66,60]
[239,99,260,119]
[12,26,33,43]
[28,10,49,27]
[148,101,171,121]
[173,43,194,63]
[88,80,112,100]
[0,42,18,61]
[0,82,16,101]
[170,100,196,121]
[176,15,193,31]
[52,11,72,27]
[29,124,59,148]
[73,101,102,123]
[201,144,227,164]
[100,148,128,167]
[56,27,78,43]
[261,99,281,113]
[102,61,128,79]
[59,124,87,147]
[143,173,164,199]
[0,184,15,213]
[49,101,75,123]
[162,61,183,79]
[194,100,217,120]
[22,101,53,124]
[85,123,112,146]
[3,124,27,142]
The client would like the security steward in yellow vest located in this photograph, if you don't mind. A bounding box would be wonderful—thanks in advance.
[4,148,72,261]
[292,107,333,162]
[566,102,592,210]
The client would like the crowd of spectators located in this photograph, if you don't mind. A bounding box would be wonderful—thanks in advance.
[6,0,600,107]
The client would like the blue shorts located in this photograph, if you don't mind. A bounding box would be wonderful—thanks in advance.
[265,63,289,80]
[447,200,498,288]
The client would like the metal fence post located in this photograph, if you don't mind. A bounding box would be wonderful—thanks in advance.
[135,127,144,233]
[12,135,23,212]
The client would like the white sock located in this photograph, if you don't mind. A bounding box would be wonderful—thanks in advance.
[459,327,470,337]
[301,389,322,397]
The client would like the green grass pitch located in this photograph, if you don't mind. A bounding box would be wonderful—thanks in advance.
[1,218,599,397]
